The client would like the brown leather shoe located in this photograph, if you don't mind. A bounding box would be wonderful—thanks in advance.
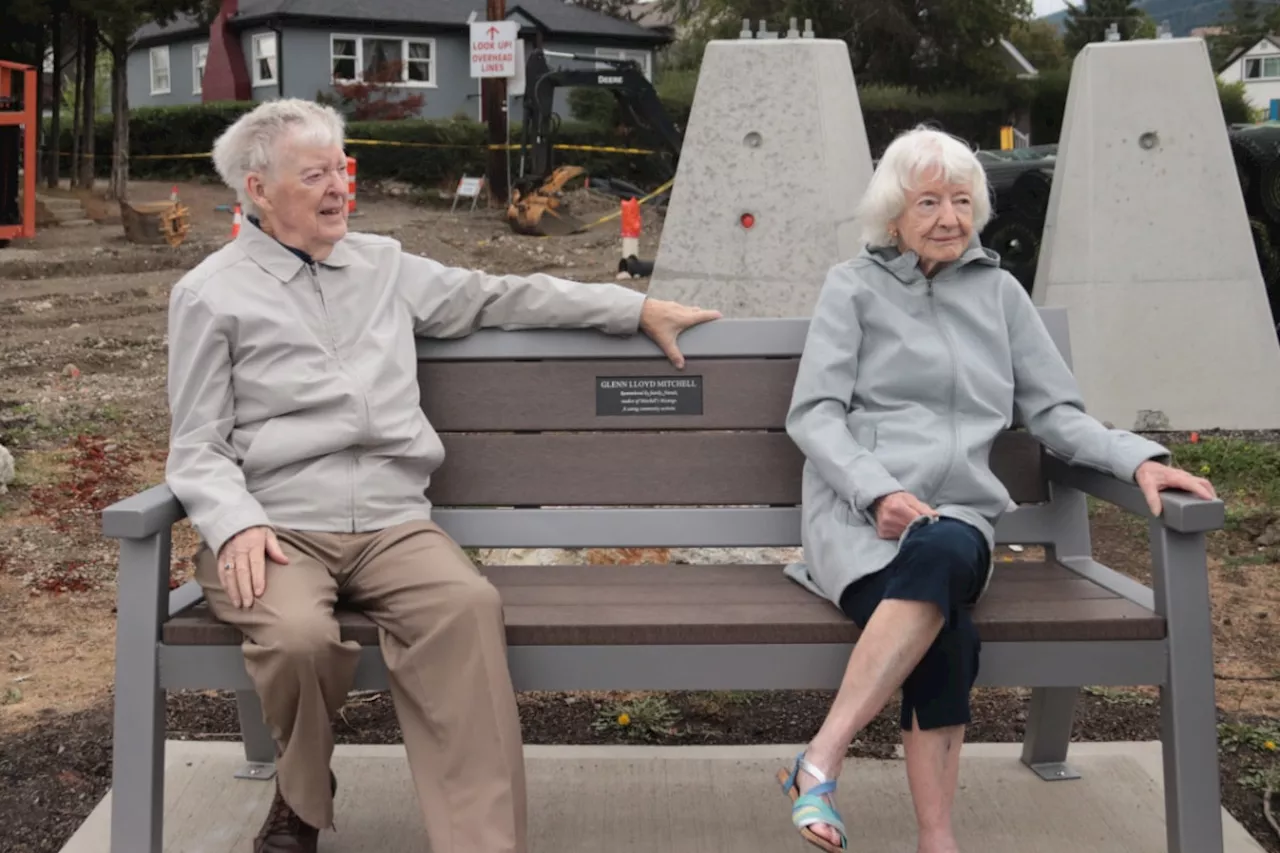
[253,771,337,853]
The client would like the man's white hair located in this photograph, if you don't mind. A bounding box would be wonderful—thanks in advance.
[855,125,992,249]
[211,98,346,217]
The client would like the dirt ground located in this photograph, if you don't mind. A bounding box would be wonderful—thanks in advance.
[1,178,1278,853]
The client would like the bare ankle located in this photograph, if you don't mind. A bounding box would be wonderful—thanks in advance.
[917,827,959,853]
[801,743,844,781]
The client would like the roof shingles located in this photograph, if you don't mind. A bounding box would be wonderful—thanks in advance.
[134,0,663,43]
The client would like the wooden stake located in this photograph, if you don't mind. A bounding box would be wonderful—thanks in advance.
[484,0,509,205]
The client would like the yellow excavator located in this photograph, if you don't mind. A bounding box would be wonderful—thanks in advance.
[506,164,588,236]
[505,49,682,236]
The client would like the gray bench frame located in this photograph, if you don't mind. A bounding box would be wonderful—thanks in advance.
[101,312,1226,853]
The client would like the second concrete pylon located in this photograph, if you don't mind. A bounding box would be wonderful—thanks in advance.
[1032,38,1280,431]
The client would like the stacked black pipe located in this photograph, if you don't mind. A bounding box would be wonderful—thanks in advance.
[976,132,1280,338]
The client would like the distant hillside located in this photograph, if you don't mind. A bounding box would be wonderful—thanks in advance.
[1039,0,1230,36]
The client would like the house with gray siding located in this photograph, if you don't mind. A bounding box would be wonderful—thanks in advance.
[127,0,670,121]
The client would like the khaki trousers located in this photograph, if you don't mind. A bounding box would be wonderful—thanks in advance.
[194,520,527,853]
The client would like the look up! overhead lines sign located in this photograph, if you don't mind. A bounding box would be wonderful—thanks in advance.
[470,20,519,78]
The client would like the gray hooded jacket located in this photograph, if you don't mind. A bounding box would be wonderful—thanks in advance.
[783,240,1169,604]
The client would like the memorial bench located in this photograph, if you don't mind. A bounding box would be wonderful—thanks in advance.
[101,312,1226,853]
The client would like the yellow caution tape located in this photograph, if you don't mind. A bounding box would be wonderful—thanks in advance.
[130,152,213,160]
[575,178,674,231]
[45,138,660,161]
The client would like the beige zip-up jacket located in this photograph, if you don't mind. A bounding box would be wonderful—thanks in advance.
[165,220,647,558]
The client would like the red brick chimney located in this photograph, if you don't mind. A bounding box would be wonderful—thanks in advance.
[202,0,250,101]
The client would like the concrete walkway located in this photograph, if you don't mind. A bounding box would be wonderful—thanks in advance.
[62,741,1266,853]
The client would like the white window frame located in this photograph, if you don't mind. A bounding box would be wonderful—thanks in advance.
[1244,55,1280,81]
[192,43,208,94]
[329,34,438,88]
[594,47,652,81]
[252,32,277,88]
[149,46,171,95]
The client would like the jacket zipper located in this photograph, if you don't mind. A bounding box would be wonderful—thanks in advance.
[307,263,357,531]
[927,278,961,505]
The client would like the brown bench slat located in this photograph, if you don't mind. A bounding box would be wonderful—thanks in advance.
[432,432,804,506]
[163,561,1163,647]
[420,358,799,431]
[431,431,1046,507]
[479,561,1077,587]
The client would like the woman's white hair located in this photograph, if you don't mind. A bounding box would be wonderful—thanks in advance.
[855,125,992,248]
[211,98,346,216]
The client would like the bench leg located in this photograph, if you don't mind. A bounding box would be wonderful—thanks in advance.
[234,689,278,781]
[1019,686,1081,780]
[1151,525,1223,853]
[110,535,169,853]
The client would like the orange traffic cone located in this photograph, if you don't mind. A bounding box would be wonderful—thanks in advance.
[230,204,242,239]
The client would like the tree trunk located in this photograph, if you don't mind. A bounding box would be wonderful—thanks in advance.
[47,11,63,188]
[110,42,129,201]
[77,17,97,191]
[34,24,47,186]
[70,27,82,189]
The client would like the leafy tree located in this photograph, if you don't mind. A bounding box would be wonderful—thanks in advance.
[568,0,639,18]
[655,0,1030,91]
[319,60,428,121]
[1205,0,1280,69]
[1062,0,1144,54]
[1007,17,1068,72]
[83,0,208,199]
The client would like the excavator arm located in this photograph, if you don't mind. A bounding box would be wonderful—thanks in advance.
[507,49,682,236]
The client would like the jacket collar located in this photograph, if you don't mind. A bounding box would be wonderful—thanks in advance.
[235,214,355,281]
[861,233,999,285]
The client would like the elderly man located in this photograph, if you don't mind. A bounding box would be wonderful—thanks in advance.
[165,98,719,853]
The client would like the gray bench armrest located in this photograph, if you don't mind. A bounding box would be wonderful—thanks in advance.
[102,484,188,539]
[1044,455,1225,533]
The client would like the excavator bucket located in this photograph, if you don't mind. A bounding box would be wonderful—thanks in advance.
[506,165,590,236]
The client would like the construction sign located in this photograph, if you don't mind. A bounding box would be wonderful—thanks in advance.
[470,21,519,78]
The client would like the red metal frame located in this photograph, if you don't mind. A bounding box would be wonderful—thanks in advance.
[0,59,38,242]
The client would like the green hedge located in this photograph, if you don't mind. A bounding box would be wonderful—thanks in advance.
[50,102,675,189]
[46,69,1261,191]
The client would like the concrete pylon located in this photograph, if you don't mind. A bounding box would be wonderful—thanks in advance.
[1032,38,1280,431]
[646,30,873,317]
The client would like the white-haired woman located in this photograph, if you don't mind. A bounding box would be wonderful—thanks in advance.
[165,97,718,853]
[776,126,1215,853]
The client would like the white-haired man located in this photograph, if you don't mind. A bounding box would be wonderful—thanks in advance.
[165,97,719,853]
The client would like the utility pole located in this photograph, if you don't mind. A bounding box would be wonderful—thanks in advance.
[484,0,509,205]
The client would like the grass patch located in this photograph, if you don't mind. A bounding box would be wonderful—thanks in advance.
[9,449,71,491]
[1170,437,1280,502]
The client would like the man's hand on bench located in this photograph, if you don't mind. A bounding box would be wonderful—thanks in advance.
[638,298,722,369]
[1135,459,1218,516]
[217,526,290,608]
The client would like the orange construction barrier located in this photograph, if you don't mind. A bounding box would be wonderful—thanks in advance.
[230,203,242,239]
[620,197,641,238]
[346,156,357,213]
[0,60,37,244]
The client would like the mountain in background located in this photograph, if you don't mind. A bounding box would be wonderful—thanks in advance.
[1039,0,1230,36]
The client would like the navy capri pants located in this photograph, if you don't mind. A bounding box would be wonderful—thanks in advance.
[838,517,992,732]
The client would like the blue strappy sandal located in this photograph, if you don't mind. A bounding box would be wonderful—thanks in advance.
[776,752,849,852]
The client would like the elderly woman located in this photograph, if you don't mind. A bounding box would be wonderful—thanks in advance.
[165,98,717,853]
[777,126,1216,853]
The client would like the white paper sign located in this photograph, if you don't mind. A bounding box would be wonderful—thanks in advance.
[470,21,519,78]
[457,176,484,197]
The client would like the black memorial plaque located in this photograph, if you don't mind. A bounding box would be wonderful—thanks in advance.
[596,375,704,416]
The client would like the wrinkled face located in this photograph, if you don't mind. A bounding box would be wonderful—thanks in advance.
[247,132,349,260]
[891,166,974,274]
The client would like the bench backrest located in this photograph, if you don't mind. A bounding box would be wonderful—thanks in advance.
[415,310,1081,552]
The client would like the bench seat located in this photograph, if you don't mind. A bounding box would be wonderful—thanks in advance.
[162,561,1166,647]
